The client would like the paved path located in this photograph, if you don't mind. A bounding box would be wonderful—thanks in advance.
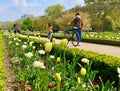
[40,37,120,58]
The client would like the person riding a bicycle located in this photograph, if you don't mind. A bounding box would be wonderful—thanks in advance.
[13,24,21,34]
[68,13,83,45]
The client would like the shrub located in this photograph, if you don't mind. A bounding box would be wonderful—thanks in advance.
[103,16,115,31]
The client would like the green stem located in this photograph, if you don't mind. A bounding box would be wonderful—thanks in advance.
[118,78,120,91]
[88,79,96,91]
[57,81,60,91]
[63,51,66,80]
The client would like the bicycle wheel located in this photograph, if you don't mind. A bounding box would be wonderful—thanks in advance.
[71,32,80,47]
[64,30,70,44]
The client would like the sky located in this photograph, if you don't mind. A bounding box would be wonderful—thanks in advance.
[0,0,85,22]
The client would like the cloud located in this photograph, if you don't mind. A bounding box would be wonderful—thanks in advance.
[13,0,19,5]
[13,0,41,8]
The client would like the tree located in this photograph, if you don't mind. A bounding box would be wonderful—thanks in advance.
[33,17,48,32]
[74,5,81,12]
[45,4,65,16]
[103,16,115,31]
[0,25,3,30]
[21,17,34,31]
[84,0,97,4]
[84,0,118,4]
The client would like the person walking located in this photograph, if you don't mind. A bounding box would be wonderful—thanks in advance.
[47,23,53,42]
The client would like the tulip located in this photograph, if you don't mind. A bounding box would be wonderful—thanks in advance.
[22,45,27,49]
[38,50,45,55]
[50,55,55,59]
[55,73,61,82]
[45,42,52,52]
[55,73,61,91]
[52,38,56,43]
[25,52,33,58]
[60,39,68,47]
[8,41,12,45]
[16,42,19,46]
[80,68,86,76]
[32,46,36,49]
[29,41,34,46]
[81,58,89,65]
[117,67,120,74]
[77,77,81,84]
[57,57,60,63]
[33,61,45,68]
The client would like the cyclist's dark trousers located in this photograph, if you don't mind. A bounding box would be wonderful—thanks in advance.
[75,29,82,42]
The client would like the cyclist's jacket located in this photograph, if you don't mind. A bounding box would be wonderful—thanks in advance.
[71,17,83,30]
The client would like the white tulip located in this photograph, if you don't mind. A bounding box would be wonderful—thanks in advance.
[38,50,45,55]
[25,52,33,58]
[33,61,45,68]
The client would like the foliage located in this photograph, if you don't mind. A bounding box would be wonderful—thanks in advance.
[74,5,81,12]
[55,11,91,31]
[45,4,65,16]
[76,2,120,32]
[0,26,3,30]
[55,12,75,31]
[10,33,120,87]
[1,1,120,33]
[21,17,34,31]
[84,0,118,4]
[3,33,118,90]
[0,34,5,91]
[33,17,49,31]
[106,9,120,31]
[103,16,115,31]
[84,0,97,4]
[20,31,120,46]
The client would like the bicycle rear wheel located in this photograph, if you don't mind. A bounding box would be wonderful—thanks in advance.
[71,32,80,47]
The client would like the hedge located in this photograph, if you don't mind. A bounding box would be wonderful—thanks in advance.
[0,34,5,91]
[13,34,120,86]
[21,32,120,46]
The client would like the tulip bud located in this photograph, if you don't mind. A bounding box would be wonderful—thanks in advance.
[45,42,52,52]
[80,68,86,76]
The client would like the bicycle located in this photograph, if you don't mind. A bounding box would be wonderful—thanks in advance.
[64,27,80,47]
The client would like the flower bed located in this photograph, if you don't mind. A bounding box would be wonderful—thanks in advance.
[0,34,5,91]
[3,33,120,90]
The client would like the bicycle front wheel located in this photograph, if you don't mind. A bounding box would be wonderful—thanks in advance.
[71,32,79,47]
[64,31,70,44]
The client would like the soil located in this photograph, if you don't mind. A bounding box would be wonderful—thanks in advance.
[4,48,18,91]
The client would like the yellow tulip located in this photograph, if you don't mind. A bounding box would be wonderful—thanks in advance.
[52,38,56,43]
[45,42,52,52]
[80,68,86,76]
[32,46,36,49]
[55,73,61,82]
[77,77,81,84]
[57,57,60,62]
[16,42,19,46]
[60,39,68,47]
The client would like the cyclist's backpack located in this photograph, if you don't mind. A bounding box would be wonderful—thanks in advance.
[73,17,83,29]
